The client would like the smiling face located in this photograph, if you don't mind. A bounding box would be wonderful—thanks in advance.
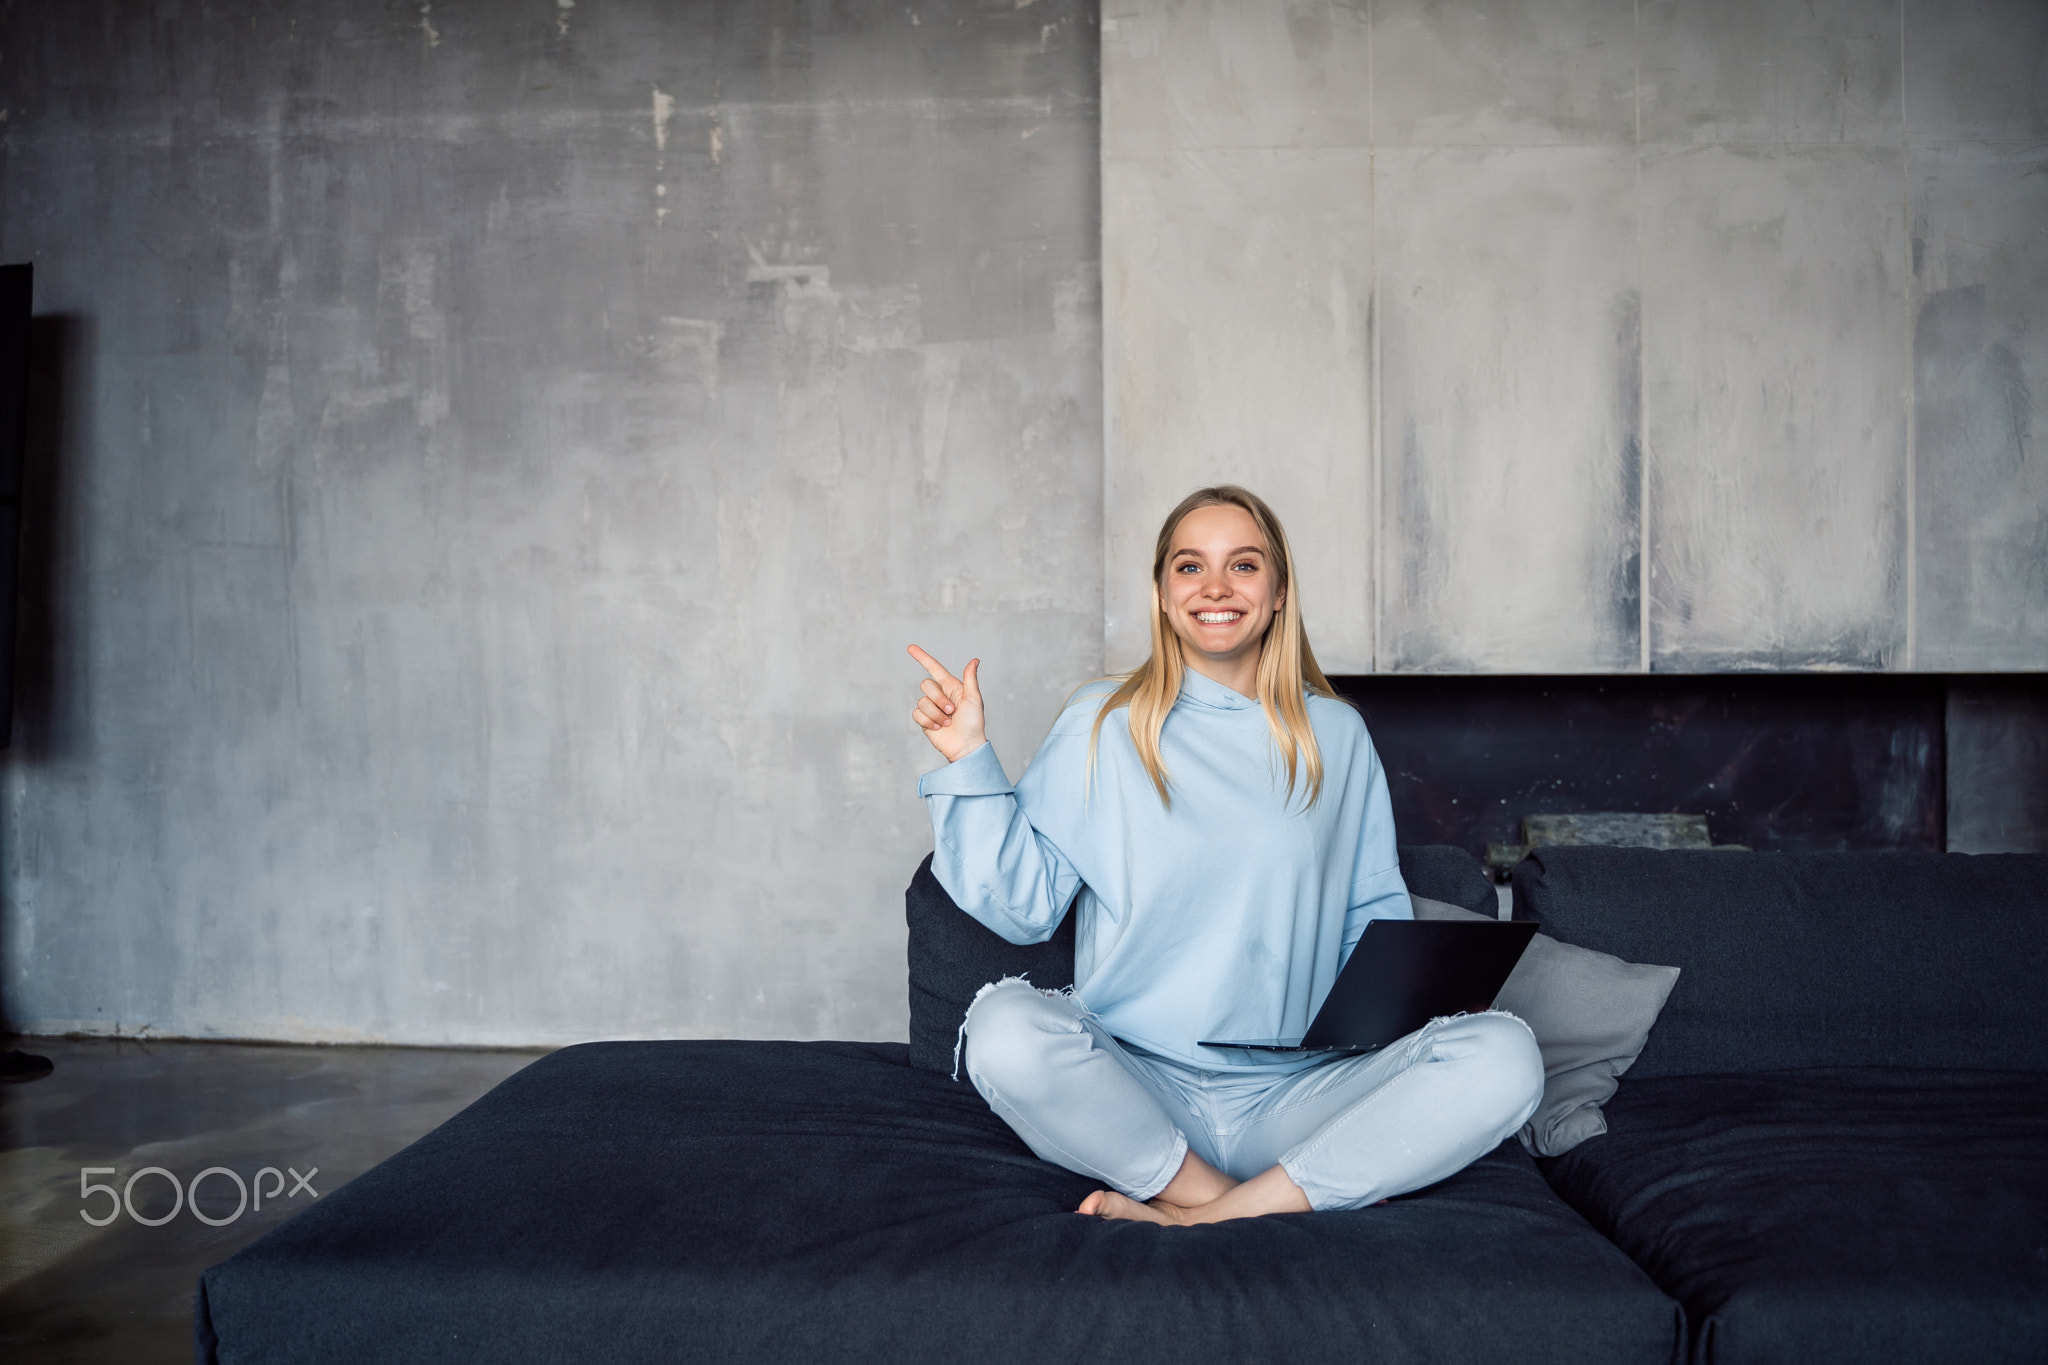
[1159,502,1285,679]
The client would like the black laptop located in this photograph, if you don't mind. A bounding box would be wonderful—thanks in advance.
[1200,918,1537,1054]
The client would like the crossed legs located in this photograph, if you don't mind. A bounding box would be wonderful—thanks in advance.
[960,978,1543,1223]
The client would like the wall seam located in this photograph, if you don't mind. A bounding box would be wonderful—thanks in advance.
[1900,0,1917,672]
[1369,0,1383,673]
[1101,7,1114,677]
[1635,0,1650,674]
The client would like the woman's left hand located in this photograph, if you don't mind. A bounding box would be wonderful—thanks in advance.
[907,644,987,763]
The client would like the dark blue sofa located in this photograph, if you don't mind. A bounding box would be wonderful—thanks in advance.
[1520,847,2048,1365]
[195,845,2046,1364]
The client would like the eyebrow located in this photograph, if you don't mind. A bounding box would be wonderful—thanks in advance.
[1172,545,1265,557]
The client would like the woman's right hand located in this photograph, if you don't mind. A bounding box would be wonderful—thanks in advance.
[908,644,987,764]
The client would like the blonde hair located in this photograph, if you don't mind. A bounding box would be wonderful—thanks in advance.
[1089,485,1337,808]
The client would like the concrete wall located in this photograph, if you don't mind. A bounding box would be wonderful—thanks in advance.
[0,0,1101,1044]
[1948,679,2048,854]
[1104,0,2047,675]
[3,0,2041,1043]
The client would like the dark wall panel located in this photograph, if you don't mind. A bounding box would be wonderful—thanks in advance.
[1336,674,1948,857]
[0,264,26,748]
[1947,677,2048,854]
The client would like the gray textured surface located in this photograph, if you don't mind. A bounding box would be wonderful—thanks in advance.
[1105,0,2047,675]
[1375,0,1636,146]
[1912,143,2048,669]
[1,0,2043,1047]
[1639,0,1901,144]
[1948,680,2048,855]
[1642,142,1909,671]
[1905,0,2048,142]
[0,1037,543,1362]
[1102,0,1375,152]
[1522,812,1712,850]
[1377,144,1641,672]
[0,1,1101,1044]
[1102,144,1376,671]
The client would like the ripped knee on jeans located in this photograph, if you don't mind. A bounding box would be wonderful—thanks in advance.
[954,975,1086,1082]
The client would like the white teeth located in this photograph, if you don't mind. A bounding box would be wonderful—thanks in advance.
[1195,611,1242,624]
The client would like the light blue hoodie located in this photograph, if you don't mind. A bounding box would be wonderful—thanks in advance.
[917,668,1412,1073]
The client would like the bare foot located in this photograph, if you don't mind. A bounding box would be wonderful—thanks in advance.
[1151,1149,1238,1208]
[1076,1189,1192,1225]
[1077,1163,1314,1226]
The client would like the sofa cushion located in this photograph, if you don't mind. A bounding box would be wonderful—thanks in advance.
[198,1039,1681,1365]
[1396,844,1500,916]
[908,846,1501,1075]
[907,853,1075,1072]
[1512,848,2048,1078]
[1543,1067,2048,1365]
[1413,895,1680,1156]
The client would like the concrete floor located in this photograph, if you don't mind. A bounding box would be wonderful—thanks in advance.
[0,1036,547,1364]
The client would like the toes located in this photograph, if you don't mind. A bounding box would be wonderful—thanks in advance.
[1080,1190,1133,1220]
[1076,1190,1181,1226]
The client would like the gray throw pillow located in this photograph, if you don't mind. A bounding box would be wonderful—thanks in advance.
[1410,893,1681,1157]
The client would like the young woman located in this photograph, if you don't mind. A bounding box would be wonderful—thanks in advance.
[907,486,1541,1225]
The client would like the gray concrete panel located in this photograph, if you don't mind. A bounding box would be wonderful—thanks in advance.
[1376,145,1641,672]
[1102,0,1372,152]
[1946,679,2048,853]
[1103,148,1375,673]
[1104,0,2045,686]
[1911,143,2048,669]
[1905,0,2048,142]
[1639,0,1903,145]
[1643,144,1909,670]
[1372,0,1636,147]
[0,2,1101,1045]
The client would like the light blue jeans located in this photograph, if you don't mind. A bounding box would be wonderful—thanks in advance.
[960,978,1544,1211]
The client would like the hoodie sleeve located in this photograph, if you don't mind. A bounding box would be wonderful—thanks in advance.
[918,740,1083,946]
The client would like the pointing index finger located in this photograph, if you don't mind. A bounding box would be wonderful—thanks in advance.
[906,644,957,686]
